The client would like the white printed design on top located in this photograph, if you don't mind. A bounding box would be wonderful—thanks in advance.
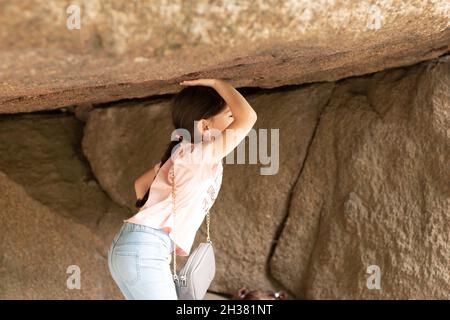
[201,168,223,216]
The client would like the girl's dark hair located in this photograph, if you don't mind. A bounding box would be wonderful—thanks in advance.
[135,85,226,208]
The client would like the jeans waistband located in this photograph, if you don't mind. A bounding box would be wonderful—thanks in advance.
[122,221,167,235]
[116,222,173,252]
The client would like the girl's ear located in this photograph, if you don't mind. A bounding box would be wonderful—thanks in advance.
[196,119,211,142]
[197,118,211,133]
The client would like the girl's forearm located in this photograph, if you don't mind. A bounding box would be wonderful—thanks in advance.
[134,162,160,199]
[213,80,257,121]
[134,179,149,200]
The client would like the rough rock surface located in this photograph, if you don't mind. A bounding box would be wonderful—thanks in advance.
[0,113,130,249]
[270,55,450,299]
[1,0,449,113]
[0,171,122,299]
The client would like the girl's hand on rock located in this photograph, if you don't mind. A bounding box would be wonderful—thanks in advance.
[179,78,218,88]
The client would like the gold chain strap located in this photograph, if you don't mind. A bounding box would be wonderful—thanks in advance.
[171,167,177,279]
[171,166,211,280]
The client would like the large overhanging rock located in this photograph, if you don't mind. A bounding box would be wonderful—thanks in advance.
[0,0,449,113]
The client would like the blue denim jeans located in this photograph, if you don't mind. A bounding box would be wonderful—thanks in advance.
[107,222,178,300]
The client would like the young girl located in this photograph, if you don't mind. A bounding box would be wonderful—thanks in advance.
[107,78,257,300]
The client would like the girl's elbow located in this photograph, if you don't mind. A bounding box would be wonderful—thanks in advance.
[248,111,257,127]
[248,109,257,123]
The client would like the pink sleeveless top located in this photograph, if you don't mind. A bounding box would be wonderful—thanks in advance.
[124,139,223,256]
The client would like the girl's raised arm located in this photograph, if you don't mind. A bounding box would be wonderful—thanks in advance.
[209,79,257,162]
[179,78,257,163]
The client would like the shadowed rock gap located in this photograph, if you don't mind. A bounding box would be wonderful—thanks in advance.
[265,84,337,300]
